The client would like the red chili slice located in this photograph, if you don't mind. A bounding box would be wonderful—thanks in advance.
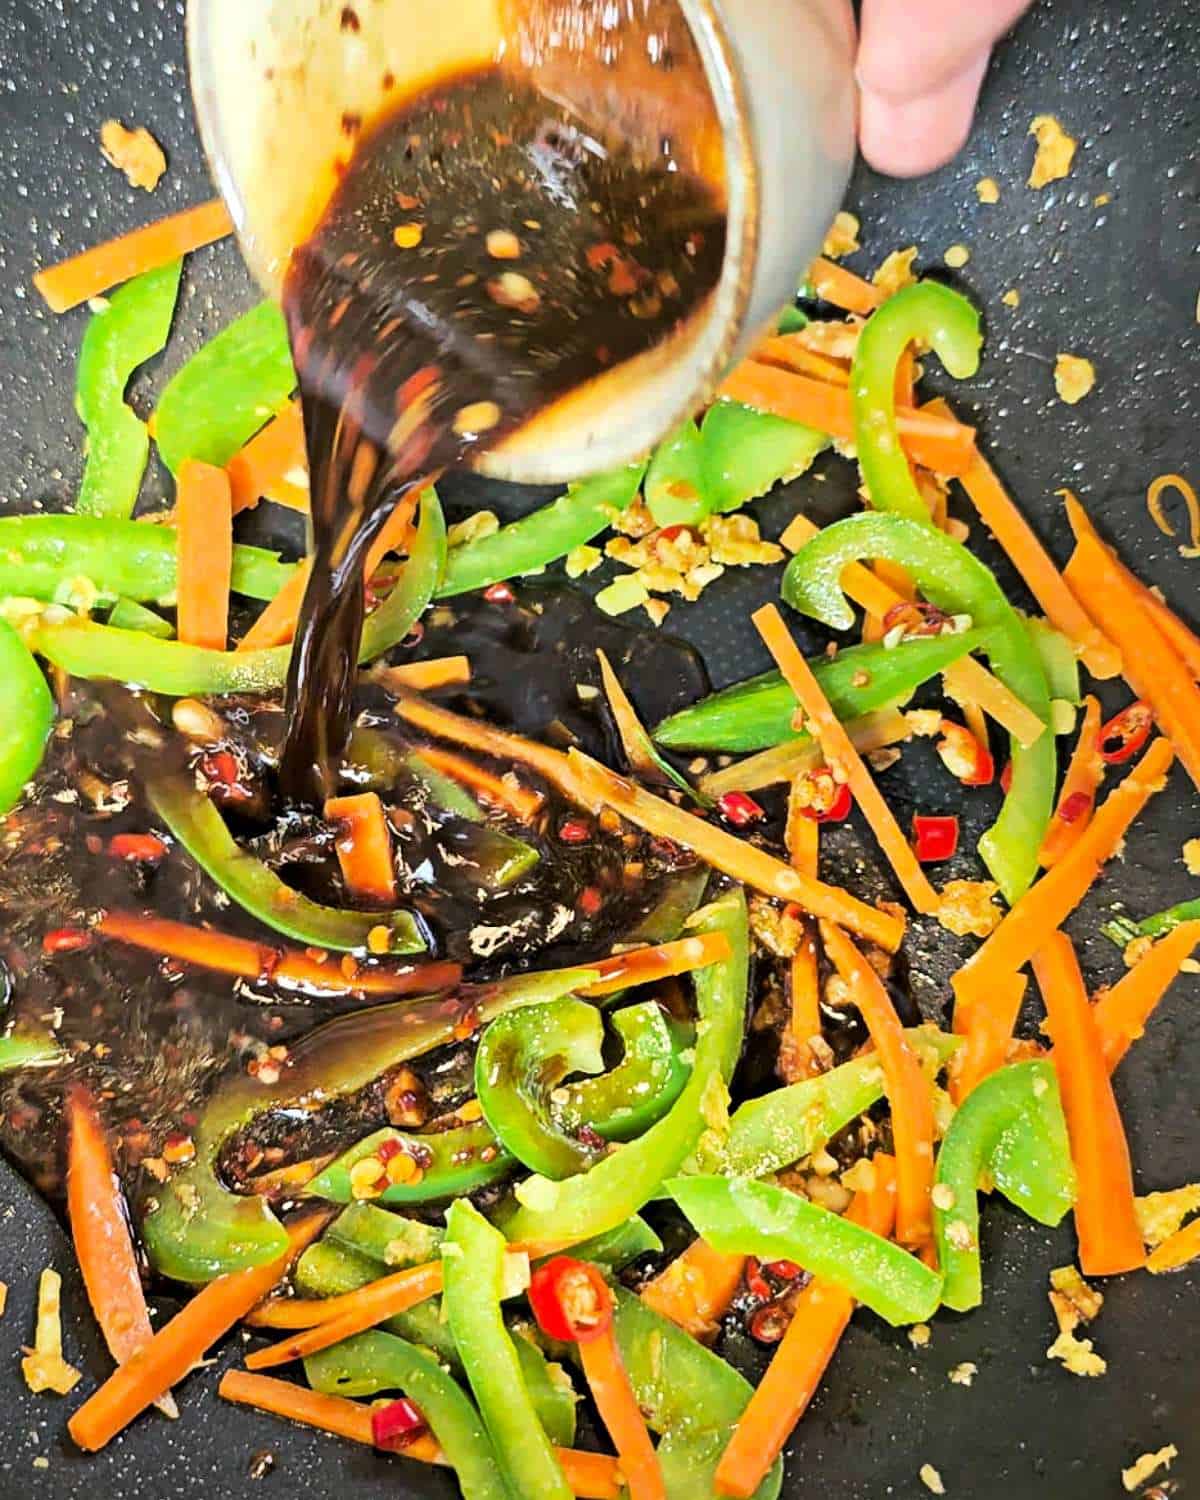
[557,817,592,845]
[371,1396,427,1451]
[743,1256,771,1302]
[1097,701,1153,764]
[794,768,852,823]
[483,581,515,605]
[1056,790,1093,825]
[717,791,765,827]
[912,814,960,863]
[42,927,92,955]
[935,718,994,787]
[107,833,168,864]
[528,1256,614,1345]
[881,601,950,639]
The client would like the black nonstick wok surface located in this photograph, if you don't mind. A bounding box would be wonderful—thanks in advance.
[0,0,1198,1495]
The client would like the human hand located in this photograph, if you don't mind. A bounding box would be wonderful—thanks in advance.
[856,0,1035,177]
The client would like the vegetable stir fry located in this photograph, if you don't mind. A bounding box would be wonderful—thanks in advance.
[4,136,1199,1500]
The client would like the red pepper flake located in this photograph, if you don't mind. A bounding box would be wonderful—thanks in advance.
[912,814,960,863]
[108,832,168,864]
[765,1259,802,1280]
[717,791,765,827]
[375,1137,404,1165]
[371,1396,427,1452]
[936,718,995,787]
[586,241,621,270]
[881,601,950,639]
[483,581,515,605]
[576,1123,605,1150]
[339,5,360,31]
[744,1256,772,1302]
[557,817,592,845]
[578,885,604,918]
[1056,790,1093,825]
[42,927,92,955]
[749,1302,790,1344]
[1097,701,1153,764]
[199,749,241,788]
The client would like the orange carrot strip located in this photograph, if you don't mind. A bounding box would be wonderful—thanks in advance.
[409,744,544,824]
[808,257,884,315]
[754,604,940,915]
[176,460,233,651]
[371,657,471,693]
[1032,932,1144,1276]
[778,513,907,619]
[33,198,233,314]
[640,1239,746,1339]
[1063,493,1200,791]
[753,336,851,386]
[951,972,1029,1103]
[226,400,308,515]
[1146,1218,1200,1274]
[579,1325,665,1500]
[366,490,423,577]
[1038,695,1104,867]
[237,562,311,651]
[941,656,1047,748]
[1092,921,1200,1071]
[244,1262,445,1371]
[872,558,917,603]
[719,365,977,477]
[218,1370,621,1498]
[947,447,1120,679]
[324,791,399,905]
[894,346,916,407]
[1125,577,1200,680]
[96,910,458,997]
[67,1088,176,1416]
[820,924,934,1249]
[952,736,1174,1018]
[68,1211,327,1452]
[582,931,732,999]
[565,749,905,953]
[786,787,821,880]
[785,792,822,1075]
[714,1157,897,1500]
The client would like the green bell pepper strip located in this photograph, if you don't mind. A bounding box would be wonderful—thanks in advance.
[1027,616,1081,708]
[154,301,296,475]
[142,960,599,1284]
[436,463,645,597]
[146,769,425,955]
[851,280,982,521]
[567,1214,663,1268]
[0,618,53,816]
[700,400,828,514]
[645,421,707,527]
[501,889,749,1245]
[307,1119,515,1206]
[0,1030,65,1072]
[107,598,173,638]
[443,821,541,891]
[668,1173,942,1326]
[76,260,183,518]
[703,1024,959,1177]
[624,866,710,944]
[28,490,444,696]
[934,1060,1074,1311]
[404,749,486,820]
[443,1199,573,1500]
[304,1331,510,1500]
[783,512,1055,902]
[1104,898,1200,948]
[776,304,808,333]
[477,998,608,1179]
[557,1001,692,1142]
[0,515,296,605]
[324,1203,443,1267]
[654,628,989,753]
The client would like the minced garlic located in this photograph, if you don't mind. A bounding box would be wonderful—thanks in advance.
[1054,353,1096,405]
[872,247,918,298]
[100,120,167,191]
[1028,114,1077,188]
[1121,1445,1178,1492]
[975,178,1000,205]
[822,210,861,261]
[1136,1184,1200,1248]
[21,1269,81,1396]
[937,880,1002,938]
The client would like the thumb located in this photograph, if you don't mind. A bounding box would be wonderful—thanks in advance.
[856,0,1033,178]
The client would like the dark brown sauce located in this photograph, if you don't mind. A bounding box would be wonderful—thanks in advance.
[280,64,726,802]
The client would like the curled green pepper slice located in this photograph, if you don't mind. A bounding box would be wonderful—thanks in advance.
[654,629,990,753]
[107,598,174,639]
[700,400,827,515]
[558,1001,692,1143]
[851,280,982,521]
[147,770,425,955]
[0,617,53,816]
[323,1203,443,1267]
[783,512,1054,901]
[76,260,182,518]
[0,1029,64,1073]
[668,1173,942,1327]
[934,1059,1075,1312]
[437,463,644,598]
[307,1119,514,1205]
[645,421,707,528]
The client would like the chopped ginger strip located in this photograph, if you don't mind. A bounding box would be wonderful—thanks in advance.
[872,247,918,299]
[99,120,167,192]
[1028,114,1077,188]
[1054,353,1096,405]
[21,1269,82,1396]
[822,210,861,261]
[1122,1446,1178,1493]
[1136,1184,1200,1248]
[975,178,1000,205]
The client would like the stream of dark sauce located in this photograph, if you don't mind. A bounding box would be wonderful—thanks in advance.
[280,65,726,804]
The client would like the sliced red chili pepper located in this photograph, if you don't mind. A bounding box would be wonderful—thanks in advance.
[794,767,853,823]
[912,814,960,863]
[743,1255,772,1302]
[1056,790,1093,825]
[881,601,950,639]
[577,885,604,918]
[483,581,516,605]
[558,817,592,845]
[717,791,765,827]
[375,1137,404,1165]
[107,832,168,864]
[935,718,994,787]
[765,1259,802,1280]
[42,927,92,955]
[528,1256,613,1345]
[748,1302,790,1344]
[371,1396,427,1451]
[1097,701,1153,764]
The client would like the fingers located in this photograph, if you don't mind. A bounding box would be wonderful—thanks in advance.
[857,0,1033,177]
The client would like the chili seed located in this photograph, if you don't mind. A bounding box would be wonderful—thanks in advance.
[393,223,424,248]
[453,401,502,437]
[487,272,540,314]
[485,229,522,260]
